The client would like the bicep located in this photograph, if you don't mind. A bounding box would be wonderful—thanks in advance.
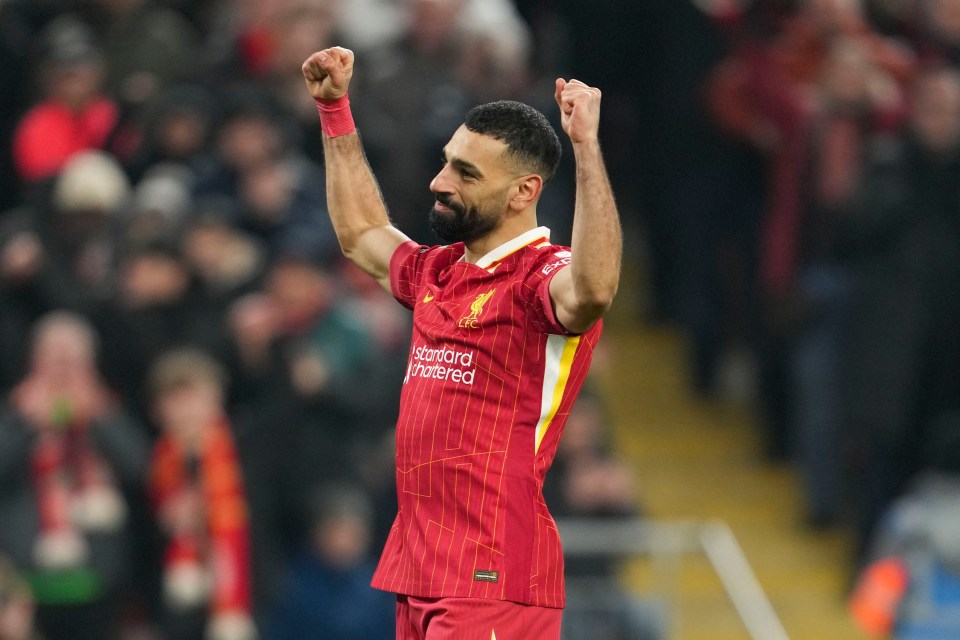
[548,266,604,335]
[349,224,411,292]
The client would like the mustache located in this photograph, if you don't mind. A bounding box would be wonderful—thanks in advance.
[435,194,459,210]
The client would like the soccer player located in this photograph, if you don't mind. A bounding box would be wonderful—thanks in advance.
[302,46,622,639]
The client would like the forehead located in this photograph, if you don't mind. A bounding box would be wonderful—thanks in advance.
[444,125,510,171]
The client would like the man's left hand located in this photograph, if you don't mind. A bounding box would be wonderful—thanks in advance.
[554,79,602,145]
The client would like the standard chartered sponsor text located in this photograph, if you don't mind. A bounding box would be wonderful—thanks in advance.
[405,344,476,385]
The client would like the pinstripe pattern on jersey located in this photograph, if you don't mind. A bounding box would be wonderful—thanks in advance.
[374,228,602,609]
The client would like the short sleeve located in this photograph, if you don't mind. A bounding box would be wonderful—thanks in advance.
[523,249,575,336]
[389,240,429,310]
[536,268,574,335]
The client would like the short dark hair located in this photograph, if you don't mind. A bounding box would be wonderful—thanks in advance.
[463,101,562,181]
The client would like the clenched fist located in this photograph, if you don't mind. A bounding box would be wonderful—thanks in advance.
[554,79,602,145]
[302,46,354,100]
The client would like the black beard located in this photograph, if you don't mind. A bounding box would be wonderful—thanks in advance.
[428,196,500,244]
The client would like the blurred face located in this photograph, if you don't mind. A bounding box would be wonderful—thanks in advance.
[274,3,337,72]
[410,0,465,52]
[46,61,105,110]
[218,115,283,172]
[268,261,332,330]
[241,161,295,223]
[312,514,370,569]
[156,111,209,160]
[31,321,96,386]
[154,381,222,443]
[183,223,230,275]
[911,71,960,154]
[428,126,517,243]
[120,254,190,308]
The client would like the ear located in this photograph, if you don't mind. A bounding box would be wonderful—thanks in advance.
[509,174,544,211]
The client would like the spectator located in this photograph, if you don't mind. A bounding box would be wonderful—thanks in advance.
[544,390,664,640]
[265,482,394,640]
[352,0,533,239]
[35,150,130,316]
[849,413,960,637]
[779,34,908,529]
[248,0,340,164]
[180,209,266,310]
[97,239,228,421]
[0,311,150,640]
[224,252,387,594]
[261,252,377,489]
[334,259,411,433]
[194,89,338,263]
[147,348,256,640]
[842,65,960,563]
[125,83,219,184]
[12,16,118,187]
[706,0,914,458]
[225,291,309,615]
[0,151,130,324]
[125,163,195,247]
[87,0,203,107]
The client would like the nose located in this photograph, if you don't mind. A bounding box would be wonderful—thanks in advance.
[429,164,453,195]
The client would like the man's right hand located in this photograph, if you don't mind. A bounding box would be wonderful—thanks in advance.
[302,46,354,100]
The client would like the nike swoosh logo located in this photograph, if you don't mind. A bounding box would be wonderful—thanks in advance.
[423,292,435,302]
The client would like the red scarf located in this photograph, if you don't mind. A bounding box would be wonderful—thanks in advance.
[13,380,123,570]
[149,419,252,616]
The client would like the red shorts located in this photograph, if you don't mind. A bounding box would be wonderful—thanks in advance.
[395,595,563,640]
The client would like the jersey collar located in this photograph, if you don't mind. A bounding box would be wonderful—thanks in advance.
[472,226,552,272]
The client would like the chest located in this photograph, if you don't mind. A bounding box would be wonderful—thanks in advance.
[412,266,527,343]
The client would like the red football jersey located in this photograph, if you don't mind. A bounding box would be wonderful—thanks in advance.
[371,227,603,608]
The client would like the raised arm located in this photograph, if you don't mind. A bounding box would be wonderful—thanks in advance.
[302,47,408,291]
[548,79,622,334]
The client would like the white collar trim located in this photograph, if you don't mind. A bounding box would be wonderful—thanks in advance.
[474,226,551,270]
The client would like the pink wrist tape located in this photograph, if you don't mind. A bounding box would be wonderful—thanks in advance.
[315,94,355,137]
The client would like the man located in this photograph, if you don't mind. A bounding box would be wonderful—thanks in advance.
[302,46,621,639]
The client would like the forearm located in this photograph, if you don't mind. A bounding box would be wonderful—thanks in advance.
[568,140,622,311]
[305,48,407,286]
[322,132,394,277]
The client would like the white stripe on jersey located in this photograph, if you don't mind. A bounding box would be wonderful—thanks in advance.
[534,334,580,453]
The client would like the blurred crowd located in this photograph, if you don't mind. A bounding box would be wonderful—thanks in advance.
[0,0,648,638]
[3,0,960,638]
[684,0,960,574]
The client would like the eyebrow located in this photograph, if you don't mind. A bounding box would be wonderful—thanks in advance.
[442,149,484,178]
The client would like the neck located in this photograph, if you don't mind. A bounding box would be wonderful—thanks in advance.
[462,210,537,264]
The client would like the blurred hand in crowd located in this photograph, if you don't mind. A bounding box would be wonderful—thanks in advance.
[12,312,113,431]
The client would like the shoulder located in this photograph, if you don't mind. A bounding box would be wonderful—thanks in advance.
[515,243,572,278]
[394,241,462,271]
